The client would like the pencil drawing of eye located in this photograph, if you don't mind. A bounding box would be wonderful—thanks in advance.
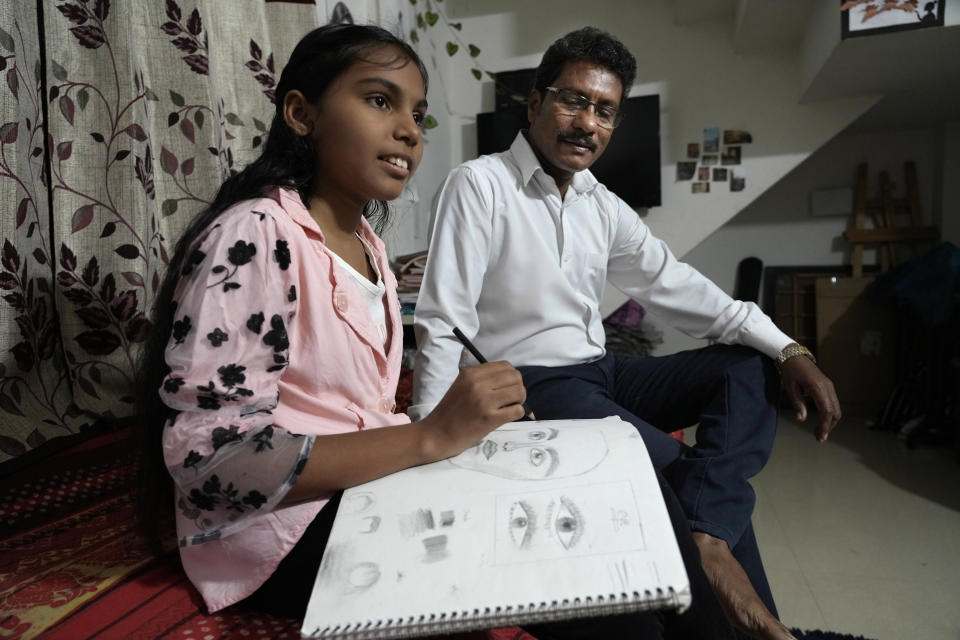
[527,428,558,441]
[526,447,561,477]
[554,496,584,550]
[508,500,536,549]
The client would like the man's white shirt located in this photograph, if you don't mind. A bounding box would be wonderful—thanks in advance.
[409,132,792,420]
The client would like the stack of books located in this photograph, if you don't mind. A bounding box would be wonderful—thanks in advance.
[392,250,428,317]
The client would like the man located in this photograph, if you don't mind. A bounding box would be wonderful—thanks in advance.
[411,27,841,639]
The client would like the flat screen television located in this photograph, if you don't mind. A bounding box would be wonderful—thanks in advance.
[476,70,661,209]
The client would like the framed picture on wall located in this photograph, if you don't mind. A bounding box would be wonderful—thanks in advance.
[841,0,945,39]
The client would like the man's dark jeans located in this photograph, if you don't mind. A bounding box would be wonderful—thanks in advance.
[518,344,781,615]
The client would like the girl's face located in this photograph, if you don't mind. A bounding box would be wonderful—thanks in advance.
[308,46,426,208]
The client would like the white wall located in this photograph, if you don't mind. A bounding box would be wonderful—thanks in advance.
[650,125,942,355]
[382,0,877,261]
[799,0,841,100]
[948,0,960,26]
[369,0,456,258]
[380,0,954,359]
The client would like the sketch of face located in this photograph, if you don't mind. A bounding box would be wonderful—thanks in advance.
[449,425,608,480]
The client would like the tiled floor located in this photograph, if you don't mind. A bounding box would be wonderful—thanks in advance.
[748,416,960,640]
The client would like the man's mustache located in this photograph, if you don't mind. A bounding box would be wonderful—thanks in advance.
[557,133,597,151]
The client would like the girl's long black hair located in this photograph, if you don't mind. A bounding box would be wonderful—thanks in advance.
[134,23,428,555]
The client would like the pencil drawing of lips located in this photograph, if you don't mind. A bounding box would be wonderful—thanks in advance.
[482,439,497,459]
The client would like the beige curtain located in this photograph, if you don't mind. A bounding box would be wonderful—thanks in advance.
[0,0,325,463]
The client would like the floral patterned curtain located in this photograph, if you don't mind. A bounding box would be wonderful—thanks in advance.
[0,0,328,463]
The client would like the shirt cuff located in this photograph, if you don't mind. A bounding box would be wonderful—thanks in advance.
[405,402,435,422]
[742,322,795,361]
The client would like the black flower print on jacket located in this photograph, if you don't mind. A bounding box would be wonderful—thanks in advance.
[157,206,310,547]
[208,240,257,293]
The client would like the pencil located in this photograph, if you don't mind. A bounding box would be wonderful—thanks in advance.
[452,327,487,363]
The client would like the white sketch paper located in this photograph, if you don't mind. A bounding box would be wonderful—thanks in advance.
[302,417,690,639]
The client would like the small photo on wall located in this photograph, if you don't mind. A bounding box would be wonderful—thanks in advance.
[687,143,700,158]
[698,167,710,181]
[703,127,719,153]
[692,182,710,194]
[723,130,752,144]
[676,162,697,181]
[721,146,741,165]
[842,0,945,38]
[702,154,718,165]
[712,168,728,181]
[731,167,745,192]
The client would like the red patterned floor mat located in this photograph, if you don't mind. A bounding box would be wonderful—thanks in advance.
[0,429,536,640]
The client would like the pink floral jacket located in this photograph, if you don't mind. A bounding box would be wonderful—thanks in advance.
[159,187,409,612]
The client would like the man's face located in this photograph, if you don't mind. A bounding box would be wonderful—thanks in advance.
[526,60,623,182]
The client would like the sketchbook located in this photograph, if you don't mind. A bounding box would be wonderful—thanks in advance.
[301,416,690,639]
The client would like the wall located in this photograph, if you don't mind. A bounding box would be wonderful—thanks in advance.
[650,125,942,355]
[946,0,960,25]
[382,0,876,262]
[936,122,960,246]
[799,0,841,100]
[379,1,956,360]
[359,0,456,258]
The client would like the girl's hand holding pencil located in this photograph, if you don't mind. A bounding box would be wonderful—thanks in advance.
[417,361,528,463]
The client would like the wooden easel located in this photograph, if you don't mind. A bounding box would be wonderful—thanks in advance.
[844,162,939,277]
[841,163,950,434]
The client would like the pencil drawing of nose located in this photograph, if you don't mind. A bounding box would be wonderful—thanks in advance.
[502,441,539,451]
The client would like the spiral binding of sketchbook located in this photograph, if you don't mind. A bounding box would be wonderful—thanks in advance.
[310,588,686,640]
[301,417,691,639]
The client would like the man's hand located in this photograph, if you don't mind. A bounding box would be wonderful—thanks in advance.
[779,350,841,442]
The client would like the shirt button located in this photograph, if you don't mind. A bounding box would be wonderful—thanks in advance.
[379,397,392,413]
[335,293,348,312]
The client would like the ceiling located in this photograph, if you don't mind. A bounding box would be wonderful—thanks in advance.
[668,0,960,133]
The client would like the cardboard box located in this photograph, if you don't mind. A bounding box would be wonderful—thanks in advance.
[815,276,897,416]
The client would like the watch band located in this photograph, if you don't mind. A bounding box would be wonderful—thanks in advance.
[776,344,816,370]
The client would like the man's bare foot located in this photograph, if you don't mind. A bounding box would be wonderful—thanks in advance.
[693,532,796,640]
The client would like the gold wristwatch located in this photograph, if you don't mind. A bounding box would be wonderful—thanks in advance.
[775,343,816,371]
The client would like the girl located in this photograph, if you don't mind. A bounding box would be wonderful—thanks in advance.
[137,23,734,639]
[136,23,527,617]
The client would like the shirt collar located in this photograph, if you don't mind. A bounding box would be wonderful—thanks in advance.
[275,187,320,236]
[273,186,385,252]
[508,131,600,196]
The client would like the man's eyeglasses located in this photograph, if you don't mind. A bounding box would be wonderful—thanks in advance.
[544,87,623,129]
